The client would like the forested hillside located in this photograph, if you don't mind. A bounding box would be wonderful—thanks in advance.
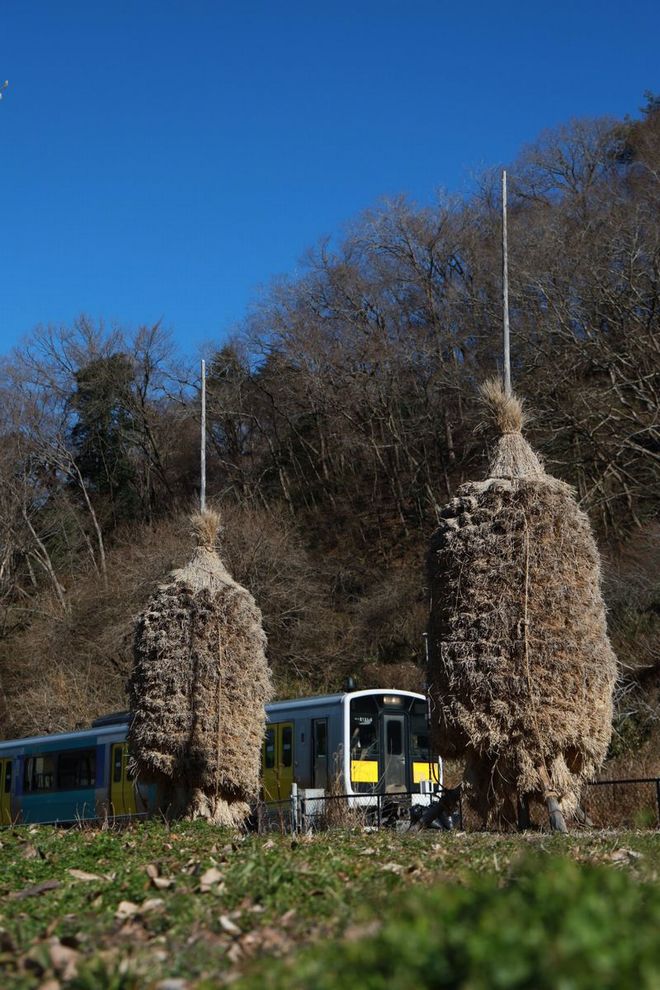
[1,101,658,771]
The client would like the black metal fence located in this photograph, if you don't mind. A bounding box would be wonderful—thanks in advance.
[583,777,660,830]
[2,777,658,832]
[256,778,660,834]
[255,788,434,833]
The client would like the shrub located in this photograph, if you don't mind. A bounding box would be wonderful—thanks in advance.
[244,855,660,989]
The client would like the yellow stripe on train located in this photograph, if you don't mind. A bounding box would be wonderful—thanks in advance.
[350,760,379,783]
[413,762,439,784]
[350,761,439,784]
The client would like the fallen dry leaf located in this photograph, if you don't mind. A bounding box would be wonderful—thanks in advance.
[219,915,241,936]
[12,879,61,900]
[380,862,404,874]
[200,866,223,892]
[140,898,165,914]
[21,843,45,861]
[607,848,643,863]
[68,869,103,882]
[151,876,175,890]
[49,939,79,981]
[115,900,140,921]
[226,942,243,963]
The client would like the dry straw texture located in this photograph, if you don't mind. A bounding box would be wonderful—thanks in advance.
[427,380,617,827]
[129,511,272,826]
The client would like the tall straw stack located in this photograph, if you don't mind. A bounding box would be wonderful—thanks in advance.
[128,511,272,825]
[427,380,617,829]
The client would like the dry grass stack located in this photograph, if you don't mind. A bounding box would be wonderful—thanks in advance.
[427,380,617,829]
[128,511,272,826]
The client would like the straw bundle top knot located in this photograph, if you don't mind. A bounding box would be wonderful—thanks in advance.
[479,378,545,481]
[479,377,526,435]
[191,510,221,550]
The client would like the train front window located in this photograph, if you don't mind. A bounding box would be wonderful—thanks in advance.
[350,697,380,761]
[410,700,430,759]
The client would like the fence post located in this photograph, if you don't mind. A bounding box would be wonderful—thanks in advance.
[290,783,298,834]
[656,779,660,828]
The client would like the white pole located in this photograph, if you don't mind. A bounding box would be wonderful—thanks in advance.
[200,359,206,513]
[502,170,512,397]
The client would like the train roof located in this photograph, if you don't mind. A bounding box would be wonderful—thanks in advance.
[0,689,426,749]
[0,721,128,753]
[268,689,424,711]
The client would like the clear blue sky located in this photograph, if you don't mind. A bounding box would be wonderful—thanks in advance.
[1,1,658,356]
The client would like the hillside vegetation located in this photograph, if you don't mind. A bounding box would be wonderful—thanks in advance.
[0,100,658,772]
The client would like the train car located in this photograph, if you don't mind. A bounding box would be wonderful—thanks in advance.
[263,689,441,803]
[0,720,136,826]
[0,688,440,825]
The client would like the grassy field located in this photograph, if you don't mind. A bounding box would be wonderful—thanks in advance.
[0,824,658,989]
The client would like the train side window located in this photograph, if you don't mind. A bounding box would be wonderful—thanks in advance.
[4,761,12,792]
[113,747,123,783]
[24,754,56,792]
[264,728,276,770]
[57,749,96,789]
[58,753,78,789]
[281,726,293,768]
[313,719,327,759]
[78,751,96,787]
[312,719,328,789]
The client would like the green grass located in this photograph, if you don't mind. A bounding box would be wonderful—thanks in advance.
[0,824,658,989]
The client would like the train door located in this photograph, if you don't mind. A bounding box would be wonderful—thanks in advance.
[0,759,12,824]
[262,722,294,801]
[312,718,328,789]
[110,743,136,816]
[382,713,407,792]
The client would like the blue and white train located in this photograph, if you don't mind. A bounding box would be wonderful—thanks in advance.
[0,688,441,824]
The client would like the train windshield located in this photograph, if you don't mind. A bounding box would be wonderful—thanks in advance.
[410,700,429,759]
[349,693,432,793]
[350,696,380,762]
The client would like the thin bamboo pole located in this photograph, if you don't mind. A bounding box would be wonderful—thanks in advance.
[200,359,207,513]
[502,170,512,397]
